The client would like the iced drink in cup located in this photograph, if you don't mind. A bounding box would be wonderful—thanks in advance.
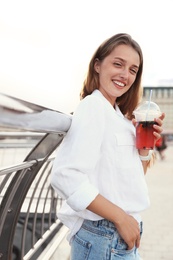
[133,101,161,150]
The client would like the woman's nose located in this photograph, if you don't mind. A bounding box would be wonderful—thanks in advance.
[120,68,128,79]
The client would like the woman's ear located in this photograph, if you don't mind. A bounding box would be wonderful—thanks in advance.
[94,58,100,73]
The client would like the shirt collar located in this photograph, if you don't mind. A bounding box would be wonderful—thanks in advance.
[92,89,124,118]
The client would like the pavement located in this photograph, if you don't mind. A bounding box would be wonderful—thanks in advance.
[51,143,173,260]
[139,143,173,259]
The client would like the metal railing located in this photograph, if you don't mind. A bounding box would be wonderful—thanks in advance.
[0,93,72,260]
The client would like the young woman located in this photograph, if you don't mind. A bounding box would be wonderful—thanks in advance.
[51,33,164,259]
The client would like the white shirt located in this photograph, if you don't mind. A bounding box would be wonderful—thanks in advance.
[51,90,150,242]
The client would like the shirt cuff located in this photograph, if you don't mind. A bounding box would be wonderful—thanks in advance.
[66,181,99,212]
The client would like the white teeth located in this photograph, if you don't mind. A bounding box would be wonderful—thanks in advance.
[114,81,125,87]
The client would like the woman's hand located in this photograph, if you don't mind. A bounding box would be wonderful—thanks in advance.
[132,113,165,173]
[115,211,141,250]
[87,194,141,250]
[132,112,165,145]
[153,112,165,144]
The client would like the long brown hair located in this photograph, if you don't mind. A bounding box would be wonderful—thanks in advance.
[80,33,143,119]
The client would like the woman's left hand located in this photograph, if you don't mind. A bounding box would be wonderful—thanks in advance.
[132,112,165,144]
[132,112,165,146]
[153,112,165,144]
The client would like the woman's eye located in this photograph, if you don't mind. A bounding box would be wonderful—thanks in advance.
[130,68,137,74]
[114,62,122,67]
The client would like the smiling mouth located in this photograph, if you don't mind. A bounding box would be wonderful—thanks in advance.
[113,80,126,87]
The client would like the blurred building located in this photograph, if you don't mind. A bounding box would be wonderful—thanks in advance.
[143,86,173,137]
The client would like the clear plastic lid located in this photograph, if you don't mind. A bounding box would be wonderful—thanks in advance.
[133,101,161,121]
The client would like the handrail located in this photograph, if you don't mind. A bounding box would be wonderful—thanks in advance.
[0,132,44,138]
[0,157,56,176]
[0,93,72,134]
[0,160,38,176]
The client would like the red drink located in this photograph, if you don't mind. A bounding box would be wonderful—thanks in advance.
[136,121,157,149]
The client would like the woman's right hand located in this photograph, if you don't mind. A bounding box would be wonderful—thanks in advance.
[114,212,141,250]
[87,194,141,250]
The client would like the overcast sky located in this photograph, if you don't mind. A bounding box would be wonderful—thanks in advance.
[0,0,173,113]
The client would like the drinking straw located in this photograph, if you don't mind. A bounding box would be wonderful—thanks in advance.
[145,89,153,121]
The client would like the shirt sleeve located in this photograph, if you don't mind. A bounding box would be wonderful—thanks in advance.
[51,95,105,212]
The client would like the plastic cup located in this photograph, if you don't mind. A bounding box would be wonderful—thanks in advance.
[133,101,161,150]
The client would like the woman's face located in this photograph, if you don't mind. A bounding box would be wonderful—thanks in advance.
[95,44,140,106]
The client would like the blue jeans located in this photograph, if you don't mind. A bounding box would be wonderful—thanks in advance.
[70,219,143,260]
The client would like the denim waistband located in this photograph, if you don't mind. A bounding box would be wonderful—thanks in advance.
[83,219,143,232]
[83,219,116,229]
